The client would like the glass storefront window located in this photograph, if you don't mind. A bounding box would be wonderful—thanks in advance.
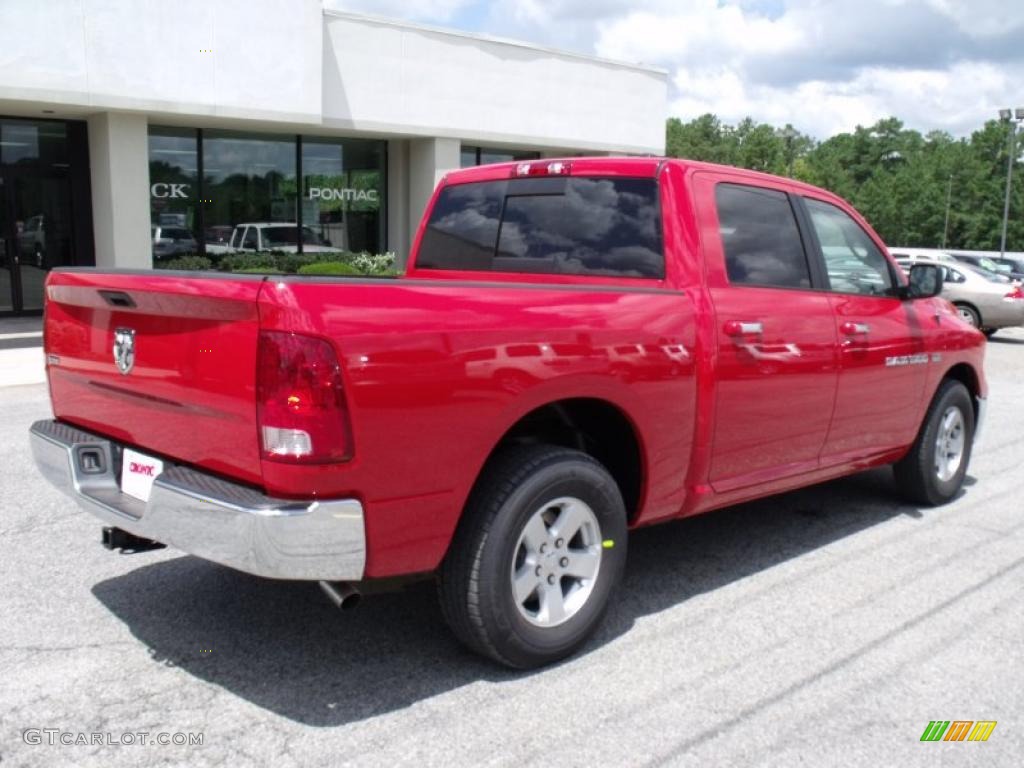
[460,145,540,168]
[148,127,200,263]
[202,130,296,255]
[147,127,387,266]
[3,118,86,315]
[301,137,385,255]
[1,121,67,170]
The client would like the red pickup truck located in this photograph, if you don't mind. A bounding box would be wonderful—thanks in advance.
[30,157,986,668]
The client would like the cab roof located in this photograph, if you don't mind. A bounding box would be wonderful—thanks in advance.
[442,155,836,200]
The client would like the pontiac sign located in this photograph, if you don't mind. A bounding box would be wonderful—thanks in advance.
[308,187,379,203]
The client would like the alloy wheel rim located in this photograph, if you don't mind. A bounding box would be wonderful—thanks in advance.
[510,496,603,628]
[956,307,977,326]
[934,406,965,482]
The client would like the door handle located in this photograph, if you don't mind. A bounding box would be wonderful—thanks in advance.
[841,322,870,335]
[724,320,764,336]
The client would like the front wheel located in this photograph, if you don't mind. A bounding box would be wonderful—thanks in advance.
[893,379,975,505]
[438,444,627,668]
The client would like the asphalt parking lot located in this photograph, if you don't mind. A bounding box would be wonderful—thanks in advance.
[1,331,1022,768]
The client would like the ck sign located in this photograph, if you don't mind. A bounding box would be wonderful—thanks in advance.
[151,183,190,199]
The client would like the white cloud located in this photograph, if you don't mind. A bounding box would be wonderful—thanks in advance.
[668,61,1015,137]
[591,1,1024,137]
[326,1,1024,138]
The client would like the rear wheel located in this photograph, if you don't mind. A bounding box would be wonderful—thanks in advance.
[954,303,980,328]
[893,379,974,505]
[438,444,627,668]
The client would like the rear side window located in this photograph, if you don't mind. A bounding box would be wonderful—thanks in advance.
[417,177,664,278]
[716,184,810,289]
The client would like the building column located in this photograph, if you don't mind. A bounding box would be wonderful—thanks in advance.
[86,112,152,269]
[386,139,410,266]
[404,137,460,266]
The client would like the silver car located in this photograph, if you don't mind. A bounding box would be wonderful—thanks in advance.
[895,257,1024,336]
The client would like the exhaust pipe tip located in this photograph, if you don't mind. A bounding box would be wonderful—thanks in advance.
[319,580,361,611]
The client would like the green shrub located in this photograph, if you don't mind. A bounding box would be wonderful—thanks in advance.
[155,255,213,271]
[219,252,279,273]
[217,250,399,276]
[351,251,398,275]
[296,262,362,276]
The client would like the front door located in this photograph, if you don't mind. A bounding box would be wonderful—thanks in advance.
[0,172,73,314]
[798,195,929,459]
[696,175,839,493]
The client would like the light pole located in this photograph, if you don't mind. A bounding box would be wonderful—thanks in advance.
[942,174,953,249]
[998,107,1024,258]
[779,126,797,177]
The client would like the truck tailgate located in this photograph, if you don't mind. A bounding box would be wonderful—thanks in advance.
[44,270,266,486]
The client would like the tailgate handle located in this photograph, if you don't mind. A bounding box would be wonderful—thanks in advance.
[98,290,136,308]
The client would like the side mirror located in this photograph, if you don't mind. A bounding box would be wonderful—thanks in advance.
[904,263,943,299]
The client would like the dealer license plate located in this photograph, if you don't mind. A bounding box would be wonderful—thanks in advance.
[121,448,164,503]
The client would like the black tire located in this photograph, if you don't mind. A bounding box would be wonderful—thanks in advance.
[893,379,974,506]
[954,303,980,328]
[438,444,628,669]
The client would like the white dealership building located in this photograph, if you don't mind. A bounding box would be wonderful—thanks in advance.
[0,0,667,316]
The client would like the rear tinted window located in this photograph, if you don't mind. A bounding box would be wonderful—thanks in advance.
[716,184,810,289]
[417,177,663,278]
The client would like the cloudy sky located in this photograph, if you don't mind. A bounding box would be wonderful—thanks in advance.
[326,0,1023,139]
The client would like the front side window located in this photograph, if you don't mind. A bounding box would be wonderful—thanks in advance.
[716,184,810,289]
[417,177,663,278]
[804,197,894,296]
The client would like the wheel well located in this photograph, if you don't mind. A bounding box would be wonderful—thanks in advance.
[943,363,980,419]
[486,398,644,519]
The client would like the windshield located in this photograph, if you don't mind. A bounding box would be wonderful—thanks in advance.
[260,226,323,247]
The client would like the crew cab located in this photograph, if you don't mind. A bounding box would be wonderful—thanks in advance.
[29,157,986,668]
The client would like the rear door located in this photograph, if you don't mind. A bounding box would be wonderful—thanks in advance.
[797,195,929,459]
[695,174,839,493]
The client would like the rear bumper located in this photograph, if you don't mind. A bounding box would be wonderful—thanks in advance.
[29,420,366,581]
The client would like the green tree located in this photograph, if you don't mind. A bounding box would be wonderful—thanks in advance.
[665,113,1024,250]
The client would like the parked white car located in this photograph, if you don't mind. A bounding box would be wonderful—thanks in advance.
[204,223,345,255]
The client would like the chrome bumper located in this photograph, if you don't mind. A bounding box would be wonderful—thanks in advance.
[29,420,366,581]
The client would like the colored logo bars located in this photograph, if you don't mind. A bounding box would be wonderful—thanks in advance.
[920,721,997,742]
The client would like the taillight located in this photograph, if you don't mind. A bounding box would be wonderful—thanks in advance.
[256,331,353,463]
[513,161,572,178]
[1003,286,1024,301]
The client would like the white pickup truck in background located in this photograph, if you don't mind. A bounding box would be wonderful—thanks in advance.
[204,222,347,256]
